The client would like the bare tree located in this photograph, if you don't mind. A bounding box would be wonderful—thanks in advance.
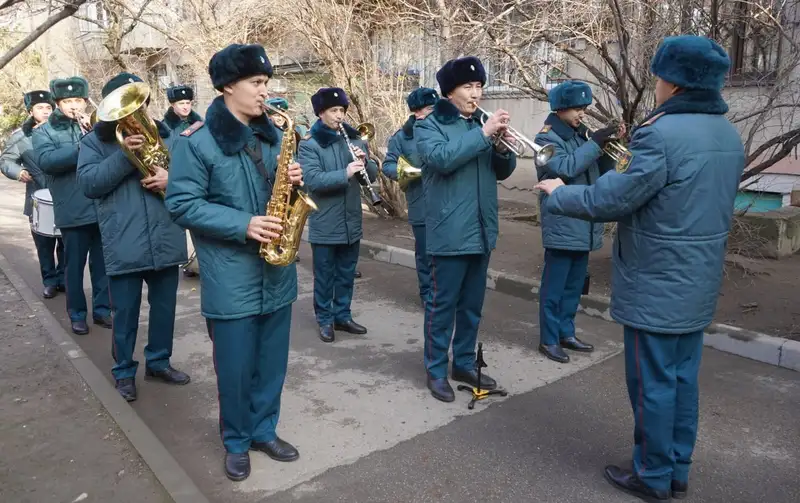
[0,0,90,70]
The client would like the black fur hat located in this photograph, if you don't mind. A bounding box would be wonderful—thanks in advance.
[101,72,143,98]
[436,56,487,97]
[208,44,273,91]
[167,85,194,103]
[311,87,349,116]
[406,87,439,111]
[49,77,89,101]
[23,90,54,111]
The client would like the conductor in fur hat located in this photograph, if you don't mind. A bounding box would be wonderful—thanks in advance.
[536,35,745,501]
[1,90,65,299]
[32,76,112,336]
[165,43,304,482]
[414,56,517,403]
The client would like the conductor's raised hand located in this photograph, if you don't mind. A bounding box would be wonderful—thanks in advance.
[247,215,283,243]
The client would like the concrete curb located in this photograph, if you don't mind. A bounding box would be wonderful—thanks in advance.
[0,251,209,503]
[309,233,799,373]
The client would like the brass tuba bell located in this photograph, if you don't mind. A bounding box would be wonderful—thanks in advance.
[96,82,170,197]
[396,156,422,191]
[354,122,375,141]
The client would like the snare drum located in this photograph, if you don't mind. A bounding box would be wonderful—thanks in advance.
[183,230,199,276]
[31,189,61,237]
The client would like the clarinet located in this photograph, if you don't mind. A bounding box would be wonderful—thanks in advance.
[338,123,382,206]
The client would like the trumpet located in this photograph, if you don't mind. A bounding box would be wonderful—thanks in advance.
[580,118,633,172]
[76,97,99,135]
[472,103,554,167]
[338,122,382,206]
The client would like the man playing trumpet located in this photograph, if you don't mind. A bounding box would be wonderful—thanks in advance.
[33,76,111,336]
[382,87,439,309]
[77,72,191,402]
[414,56,517,402]
[534,80,623,364]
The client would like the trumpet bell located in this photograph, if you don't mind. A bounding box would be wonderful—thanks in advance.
[396,156,422,191]
[356,122,375,142]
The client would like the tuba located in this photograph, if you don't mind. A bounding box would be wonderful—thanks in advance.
[96,82,170,197]
[259,103,319,266]
[396,156,422,191]
[580,116,633,172]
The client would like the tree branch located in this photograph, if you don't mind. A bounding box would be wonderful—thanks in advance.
[741,126,800,182]
[0,0,88,71]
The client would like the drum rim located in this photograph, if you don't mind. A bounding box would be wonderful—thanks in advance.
[31,188,53,203]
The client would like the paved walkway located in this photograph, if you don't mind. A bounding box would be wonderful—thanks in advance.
[0,270,170,503]
[0,180,798,503]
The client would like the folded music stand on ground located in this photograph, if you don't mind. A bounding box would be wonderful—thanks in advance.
[457,342,508,409]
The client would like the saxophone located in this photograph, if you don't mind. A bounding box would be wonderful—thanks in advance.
[259,103,319,266]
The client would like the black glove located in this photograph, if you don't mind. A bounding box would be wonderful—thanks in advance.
[590,125,617,147]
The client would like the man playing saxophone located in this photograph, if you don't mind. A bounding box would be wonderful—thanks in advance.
[534,80,622,364]
[414,56,517,402]
[165,44,303,482]
[33,76,111,336]
[76,72,191,403]
[382,87,439,309]
[299,87,378,343]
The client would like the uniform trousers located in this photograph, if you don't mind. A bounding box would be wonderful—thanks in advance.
[411,224,431,303]
[423,253,491,379]
[206,305,292,454]
[311,242,360,326]
[60,223,110,322]
[31,230,64,288]
[539,248,589,345]
[624,326,704,492]
[109,266,179,380]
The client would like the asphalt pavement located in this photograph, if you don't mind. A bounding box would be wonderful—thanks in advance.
[0,179,797,503]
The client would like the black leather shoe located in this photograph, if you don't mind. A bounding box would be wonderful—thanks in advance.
[224,452,250,481]
[451,368,497,390]
[71,320,89,335]
[93,315,113,329]
[427,376,455,402]
[251,437,299,462]
[145,366,191,385]
[42,286,57,299]
[671,480,688,499]
[334,320,367,334]
[539,344,570,363]
[115,378,137,402]
[354,270,362,278]
[561,336,594,352]
[319,325,335,343]
[604,465,671,502]
[56,284,66,292]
